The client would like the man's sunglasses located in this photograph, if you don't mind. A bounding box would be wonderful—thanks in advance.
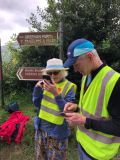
[47,71,60,75]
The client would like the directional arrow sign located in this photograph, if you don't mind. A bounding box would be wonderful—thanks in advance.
[17,67,44,81]
[17,32,58,46]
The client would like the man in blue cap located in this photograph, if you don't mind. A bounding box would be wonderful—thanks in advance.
[64,38,120,160]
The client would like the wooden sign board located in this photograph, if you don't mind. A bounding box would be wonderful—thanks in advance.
[17,32,58,46]
[16,67,44,81]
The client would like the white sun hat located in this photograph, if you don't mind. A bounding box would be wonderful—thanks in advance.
[42,58,69,71]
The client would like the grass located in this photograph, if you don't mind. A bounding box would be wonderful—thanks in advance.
[0,91,78,160]
[1,91,119,160]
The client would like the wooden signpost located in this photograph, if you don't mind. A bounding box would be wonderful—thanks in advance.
[17,32,58,46]
[16,31,58,81]
[16,67,44,81]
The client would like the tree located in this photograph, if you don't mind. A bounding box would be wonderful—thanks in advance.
[27,0,120,55]
[26,0,120,84]
[3,35,23,95]
[4,0,120,94]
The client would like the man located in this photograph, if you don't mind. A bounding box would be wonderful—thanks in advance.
[63,38,120,160]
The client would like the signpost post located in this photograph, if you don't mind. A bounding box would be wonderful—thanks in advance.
[16,67,44,81]
[0,39,4,107]
[59,21,64,60]
[17,32,58,46]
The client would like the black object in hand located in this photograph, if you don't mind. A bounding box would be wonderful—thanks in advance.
[59,112,66,116]
[42,75,53,84]
[40,81,44,85]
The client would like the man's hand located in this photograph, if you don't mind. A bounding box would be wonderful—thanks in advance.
[64,102,78,112]
[65,112,86,126]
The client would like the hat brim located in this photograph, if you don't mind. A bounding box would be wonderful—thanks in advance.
[41,67,69,72]
[64,57,78,68]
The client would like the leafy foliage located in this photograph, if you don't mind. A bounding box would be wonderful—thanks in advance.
[3,0,120,95]
[3,36,59,96]
[26,0,120,88]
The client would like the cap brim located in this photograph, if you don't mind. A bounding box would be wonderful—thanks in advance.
[64,57,78,68]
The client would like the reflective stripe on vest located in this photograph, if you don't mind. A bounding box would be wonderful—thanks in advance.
[81,70,116,119]
[78,125,120,144]
[41,81,74,105]
[39,80,76,124]
[40,105,61,116]
[40,81,72,115]
[95,70,115,117]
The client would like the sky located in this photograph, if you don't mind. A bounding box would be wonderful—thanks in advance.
[0,0,47,46]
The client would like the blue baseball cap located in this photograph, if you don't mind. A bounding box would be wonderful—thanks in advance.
[64,38,94,67]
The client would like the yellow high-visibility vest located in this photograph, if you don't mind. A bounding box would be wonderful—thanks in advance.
[76,66,120,160]
[39,79,77,125]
